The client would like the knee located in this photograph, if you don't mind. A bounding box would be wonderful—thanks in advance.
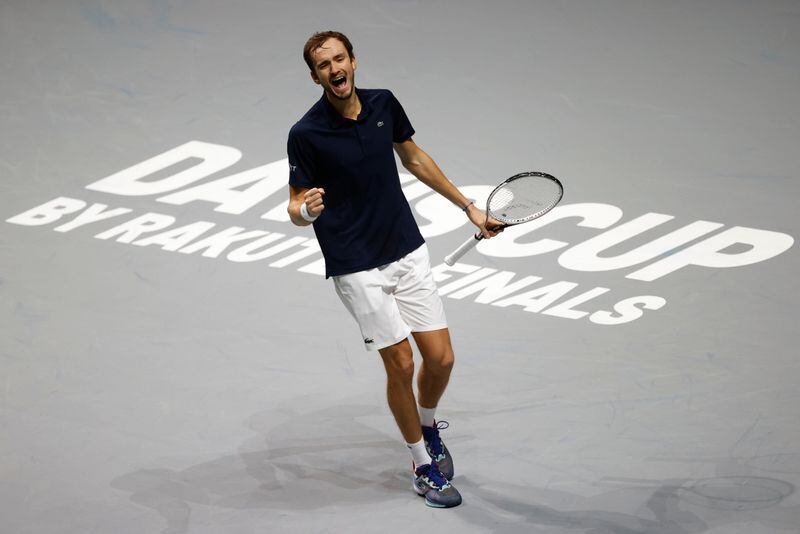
[429,349,454,375]
[382,345,415,384]
[388,357,415,384]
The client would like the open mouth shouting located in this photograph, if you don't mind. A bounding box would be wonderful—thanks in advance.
[329,73,350,96]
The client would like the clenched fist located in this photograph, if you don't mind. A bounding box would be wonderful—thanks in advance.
[304,187,326,218]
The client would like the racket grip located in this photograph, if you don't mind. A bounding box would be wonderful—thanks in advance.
[444,233,483,266]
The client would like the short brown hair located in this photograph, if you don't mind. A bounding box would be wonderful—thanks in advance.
[303,31,354,72]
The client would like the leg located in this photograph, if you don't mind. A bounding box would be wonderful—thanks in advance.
[379,338,422,444]
[412,328,455,410]
[412,327,456,481]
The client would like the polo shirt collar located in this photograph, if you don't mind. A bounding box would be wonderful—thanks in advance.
[320,88,372,128]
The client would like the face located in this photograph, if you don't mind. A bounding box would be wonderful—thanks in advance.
[310,37,357,100]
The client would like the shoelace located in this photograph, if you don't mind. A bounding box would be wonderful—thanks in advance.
[424,420,449,460]
[418,461,450,490]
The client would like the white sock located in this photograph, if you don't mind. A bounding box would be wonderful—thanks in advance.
[407,438,431,468]
[419,405,437,428]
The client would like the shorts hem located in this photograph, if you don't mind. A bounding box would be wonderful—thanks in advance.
[367,329,413,352]
[409,323,448,333]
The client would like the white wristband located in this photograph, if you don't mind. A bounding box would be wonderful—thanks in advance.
[300,202,318,222]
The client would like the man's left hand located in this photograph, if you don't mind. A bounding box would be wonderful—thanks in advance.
[466,204,504,239]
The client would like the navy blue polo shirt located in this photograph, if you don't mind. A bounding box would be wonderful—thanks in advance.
[287,88,425,278]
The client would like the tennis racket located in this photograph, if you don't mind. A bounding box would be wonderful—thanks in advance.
[444,171,564,266]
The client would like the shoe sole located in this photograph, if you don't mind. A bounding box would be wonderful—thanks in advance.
[413,483,461,508]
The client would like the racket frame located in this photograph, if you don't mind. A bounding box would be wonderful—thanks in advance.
[443,171,563,266]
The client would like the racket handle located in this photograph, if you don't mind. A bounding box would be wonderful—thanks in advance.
[444,233,484,266]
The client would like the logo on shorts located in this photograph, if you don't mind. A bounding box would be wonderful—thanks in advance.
[364,338,374,344]
[376,121,384,127]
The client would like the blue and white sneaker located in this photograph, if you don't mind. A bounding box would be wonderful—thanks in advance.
[413,461,462,508]
[422,421,454,480]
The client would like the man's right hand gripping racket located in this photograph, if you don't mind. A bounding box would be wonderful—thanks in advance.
[444,171,564,266]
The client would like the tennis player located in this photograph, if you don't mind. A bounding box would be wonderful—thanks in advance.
[286,31,501,508]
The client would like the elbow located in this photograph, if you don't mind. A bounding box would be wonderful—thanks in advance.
[402,158,422,172]
[287,203,301,226]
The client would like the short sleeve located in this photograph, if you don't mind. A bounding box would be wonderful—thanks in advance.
[287,126,315,188]
[388,91,415,143]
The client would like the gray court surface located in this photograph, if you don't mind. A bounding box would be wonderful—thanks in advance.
[2,1,799,533]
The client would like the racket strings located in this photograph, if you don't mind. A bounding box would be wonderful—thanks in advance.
[488,175,563,224]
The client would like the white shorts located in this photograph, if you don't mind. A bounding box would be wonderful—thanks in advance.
[333,243,448,351]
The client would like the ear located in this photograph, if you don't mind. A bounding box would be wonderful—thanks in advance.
[352,56,357,71]
[309,69,320,85]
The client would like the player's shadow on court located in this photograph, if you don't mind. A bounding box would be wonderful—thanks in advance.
[110,403,412,533]
[111,404,798,534]
[452,474,797,534]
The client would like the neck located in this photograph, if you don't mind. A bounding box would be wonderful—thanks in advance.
[326,88,361,120]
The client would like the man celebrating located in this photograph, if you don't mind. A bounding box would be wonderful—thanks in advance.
[287,31,500,508]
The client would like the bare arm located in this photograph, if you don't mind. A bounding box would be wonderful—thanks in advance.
[393,138,501,238]
[287,184,325,227]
